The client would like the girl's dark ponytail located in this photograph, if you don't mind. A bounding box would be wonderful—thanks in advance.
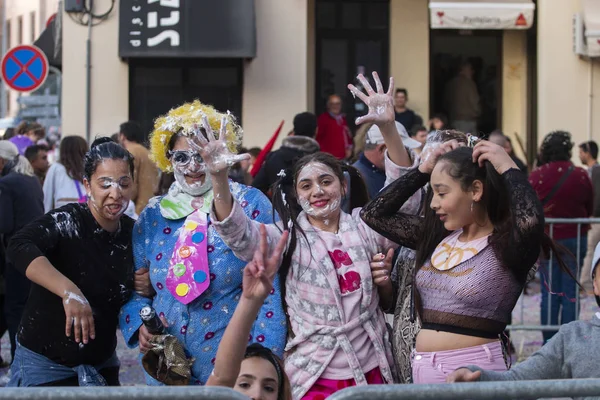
[341,164,370,209]
[270,169,306,338]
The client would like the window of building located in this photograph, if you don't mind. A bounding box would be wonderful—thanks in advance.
[30,11,36,43]
[315,0,390,132]
[429,30,503,135]
[129,58,243,141]
[17,16,23,45]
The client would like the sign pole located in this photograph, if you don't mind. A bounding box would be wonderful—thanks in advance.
[1,0,7,118]
[85,0,93,144]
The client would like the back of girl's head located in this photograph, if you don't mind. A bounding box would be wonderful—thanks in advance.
[84,137,135,180]
[60,136,89,182]
[416,147,511,269]
[243,344,291,400]
[16,121,45,139]
[539,130,573,165]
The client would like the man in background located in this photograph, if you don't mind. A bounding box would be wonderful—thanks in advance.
[409,125,428,155]
[488,130,528,174]
[118,121,159,214]
[24,145,50,185]
[394,89,422,131]
[580,140,600,292]
[316,95,352,160]
[444,60,480,134]
[253,112,319,195]
[353,121,421,199]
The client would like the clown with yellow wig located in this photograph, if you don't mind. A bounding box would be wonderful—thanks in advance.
[119,101,286,385]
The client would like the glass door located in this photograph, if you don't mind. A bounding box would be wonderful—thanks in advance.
[129,58,243,141]
[315,0,390,132]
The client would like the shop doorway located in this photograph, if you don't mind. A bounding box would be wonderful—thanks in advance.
[129,58,243,141]
[315,0,389,132]
[430,30,502,135]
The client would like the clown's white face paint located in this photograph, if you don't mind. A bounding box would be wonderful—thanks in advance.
[295,162,343,222]
[171,136,213,196]
[84,159,133,231]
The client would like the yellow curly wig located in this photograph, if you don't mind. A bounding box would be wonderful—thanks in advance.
[149,100,243,172]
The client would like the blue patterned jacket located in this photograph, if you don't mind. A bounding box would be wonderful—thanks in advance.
[119,182,287,385]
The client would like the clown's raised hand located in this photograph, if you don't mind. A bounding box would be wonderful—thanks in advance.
[188,114,250,175]
[347,71,395,127]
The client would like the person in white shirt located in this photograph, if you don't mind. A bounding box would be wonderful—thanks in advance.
[43,136,88,212]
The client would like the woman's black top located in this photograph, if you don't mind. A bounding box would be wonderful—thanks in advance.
[7,203,134,367]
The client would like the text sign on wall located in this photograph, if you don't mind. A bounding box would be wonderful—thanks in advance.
[119,0,256,58]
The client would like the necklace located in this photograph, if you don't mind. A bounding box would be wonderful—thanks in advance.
[440,234,461,263]
[431,231,486,271]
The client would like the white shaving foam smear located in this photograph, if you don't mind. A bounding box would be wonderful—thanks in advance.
[52,211,79,238]
[172,143,213,196]
[174,169,212,196]
[64,291,89,305]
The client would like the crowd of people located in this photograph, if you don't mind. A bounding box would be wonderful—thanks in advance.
[0,70,598,400]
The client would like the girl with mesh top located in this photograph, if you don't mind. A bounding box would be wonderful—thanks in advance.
[360,139,573,384]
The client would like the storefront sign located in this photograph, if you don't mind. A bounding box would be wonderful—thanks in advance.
[119,0,256,58]
[429,1,535,30]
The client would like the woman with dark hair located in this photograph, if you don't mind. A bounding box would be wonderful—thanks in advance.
[209,72,416,399]
[6,137,136,386]
[43,136,89,212]
[360,138,571,383]
[387,130,470,384]
[530,131,593,342]
[428,113,448,133]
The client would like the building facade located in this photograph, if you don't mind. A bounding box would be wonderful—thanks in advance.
[56,0,599,165]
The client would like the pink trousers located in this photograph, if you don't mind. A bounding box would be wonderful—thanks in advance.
[302,367,384,400]
[412,341,507,384]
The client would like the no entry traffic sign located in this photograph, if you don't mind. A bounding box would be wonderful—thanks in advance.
[1,45,49,93]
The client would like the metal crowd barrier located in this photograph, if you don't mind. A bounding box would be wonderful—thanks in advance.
[0,386,247,399]
[506,217,600,333]
[328,379,600,400]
